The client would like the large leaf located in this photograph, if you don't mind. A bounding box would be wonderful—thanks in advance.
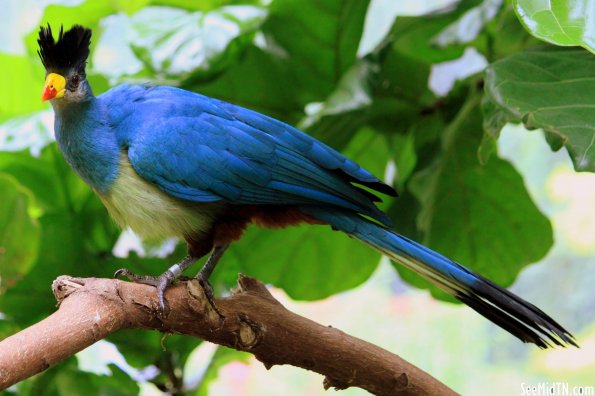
[513,0,595,54]
[108,329,199,373]
[223,222,379,301]
[0,147,91,213]
[187,0,371,125]
[189,45,303,123]
[109,5,267,82]
[396,95,553,300]
[0,174,40,292]
[261,0,370,104]
[0,147,152,322]
[381,1,485,67]
[483,49,595,172]
[299,59,376,149]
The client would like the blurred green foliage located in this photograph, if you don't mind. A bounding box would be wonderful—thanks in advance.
[0,0,593,393]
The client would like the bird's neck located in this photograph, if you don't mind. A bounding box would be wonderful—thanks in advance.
[53,94,121,194]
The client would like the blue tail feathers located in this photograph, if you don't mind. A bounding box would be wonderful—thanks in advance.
[302,206,576,348]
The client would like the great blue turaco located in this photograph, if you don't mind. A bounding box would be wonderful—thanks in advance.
[37,24,575,348]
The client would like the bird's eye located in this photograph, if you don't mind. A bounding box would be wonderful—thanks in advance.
[71,74,80,86]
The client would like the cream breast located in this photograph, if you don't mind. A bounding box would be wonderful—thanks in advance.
[98,153,222,242]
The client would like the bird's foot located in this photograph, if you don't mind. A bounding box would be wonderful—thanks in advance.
[190,244,229,317]
[195,269,223,318]
[115,268,176,315]
[115,256,197,315]
[195,271,215,301]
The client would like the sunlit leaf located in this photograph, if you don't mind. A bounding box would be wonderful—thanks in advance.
[125,5,267,82]
[513,0,595,54]
[433,0,502,47]
[300,60,376,149]
[0,111,54,155]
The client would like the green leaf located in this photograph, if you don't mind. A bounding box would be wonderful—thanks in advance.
[262,0,370,104]
[0,174,40,292]
[0,146,91,213]
[188,45,303,124]
[299,60,374,131]
[16,358,139,396]
[383,6,475,66]
[188,0,371,125]
[300,60,376,149]
[513,0,595,54]
[224,222,379,301]
[396,95,553,300]
[0,146,168,326]
[481,4,543,60]
[90,364,140,396]
[432,0,502,47]
[389,132,417,187]
[122,5,266,82]
[1,212,92,325]
[483,49,595,171]
[108,330,199,370]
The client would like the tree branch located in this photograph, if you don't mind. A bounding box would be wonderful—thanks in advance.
[0,275,456,395]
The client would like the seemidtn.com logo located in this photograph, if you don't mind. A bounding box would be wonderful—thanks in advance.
[521,382,595,396]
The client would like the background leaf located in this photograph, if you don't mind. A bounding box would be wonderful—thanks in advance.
[483,49,595,171]
[0,174,40,292]
[262,0,371,104]
[126,5,266,82]
[221,222,379,300]
[397,95,553,300]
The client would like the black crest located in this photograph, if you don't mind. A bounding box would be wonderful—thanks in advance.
[38,24,92,73]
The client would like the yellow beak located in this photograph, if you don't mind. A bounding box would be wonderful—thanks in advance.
[42,73,66,101]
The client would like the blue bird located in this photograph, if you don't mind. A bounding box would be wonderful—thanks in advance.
[38,25,575,348]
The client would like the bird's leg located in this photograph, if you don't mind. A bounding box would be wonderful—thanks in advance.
[115,255,198,314]
[195,244,229,301]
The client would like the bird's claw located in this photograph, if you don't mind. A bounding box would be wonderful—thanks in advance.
[114,267,172,315]
[196,274,215,301]
[195,273,223,317]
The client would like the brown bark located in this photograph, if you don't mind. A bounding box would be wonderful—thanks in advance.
[0,275,457,395]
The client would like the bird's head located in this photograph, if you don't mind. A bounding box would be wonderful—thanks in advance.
[38,24,92,103]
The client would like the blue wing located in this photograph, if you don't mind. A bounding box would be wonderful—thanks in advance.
[101,85,396,226]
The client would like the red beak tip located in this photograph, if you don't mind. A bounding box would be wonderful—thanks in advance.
[41,87,56,102]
